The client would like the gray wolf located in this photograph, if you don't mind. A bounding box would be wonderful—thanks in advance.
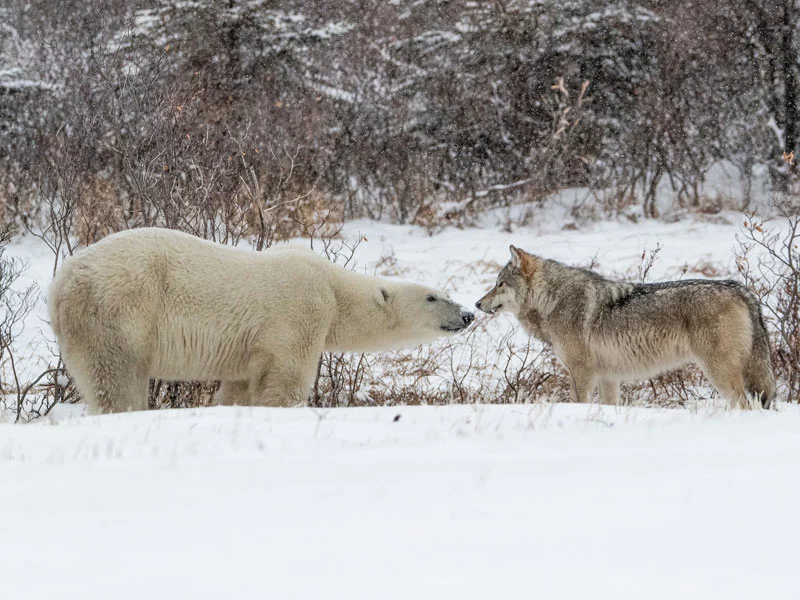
[49,228,473,413]
[476,246,775,409]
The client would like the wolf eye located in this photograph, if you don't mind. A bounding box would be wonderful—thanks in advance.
[427,295,437,302]
[497,282,505,288]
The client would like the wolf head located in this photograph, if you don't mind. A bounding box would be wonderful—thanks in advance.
[475,245,537,315]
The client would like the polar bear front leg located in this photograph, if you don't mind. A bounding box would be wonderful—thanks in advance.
[249,350,323,407]
[215,380,250,406]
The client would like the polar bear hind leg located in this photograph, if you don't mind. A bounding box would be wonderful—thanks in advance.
[64,329,150,414]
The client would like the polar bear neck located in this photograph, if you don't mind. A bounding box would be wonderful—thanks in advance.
[324,273,414,353]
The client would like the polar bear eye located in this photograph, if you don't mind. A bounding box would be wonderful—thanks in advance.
[427,295,437,302]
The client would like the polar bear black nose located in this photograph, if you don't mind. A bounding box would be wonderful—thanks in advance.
[462,311,474,326]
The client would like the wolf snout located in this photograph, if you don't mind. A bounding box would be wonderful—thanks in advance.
[461,311,474,326]
[475,299,497,314]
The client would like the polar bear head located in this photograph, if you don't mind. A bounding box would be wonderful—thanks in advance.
[373,282,474,349]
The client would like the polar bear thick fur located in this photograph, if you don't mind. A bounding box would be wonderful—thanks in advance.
[48,227,474,414]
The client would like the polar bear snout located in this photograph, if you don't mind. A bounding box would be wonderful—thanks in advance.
[441,307,475,332]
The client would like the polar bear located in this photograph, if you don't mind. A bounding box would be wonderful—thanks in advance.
[48,227,474,414]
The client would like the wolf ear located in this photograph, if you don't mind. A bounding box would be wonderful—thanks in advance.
[509,245,536,276]
[509,245,524,267]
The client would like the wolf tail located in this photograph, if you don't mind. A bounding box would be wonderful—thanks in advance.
[741,290,776,408]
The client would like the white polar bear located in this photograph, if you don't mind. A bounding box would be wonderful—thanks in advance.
[48,227,473,414]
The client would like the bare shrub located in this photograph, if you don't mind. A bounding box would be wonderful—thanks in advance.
[0,223,77,421]
[493,330,570,404]
[309,229,374,408]
[0,223,36,418]
[312,353,373,408]
[736,203,800,403]
[622,365,710,409]
[148,380,219,410]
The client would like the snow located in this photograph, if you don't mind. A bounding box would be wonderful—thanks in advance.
[1,402,798,599]
[310,21,354,40]
[306,80,356,103]
[0,67,53,91]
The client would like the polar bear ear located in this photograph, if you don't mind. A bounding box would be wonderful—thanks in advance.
[375,287,392,307]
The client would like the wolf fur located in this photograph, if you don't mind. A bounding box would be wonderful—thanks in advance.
[49,227,474,414]
[476,246,776,409]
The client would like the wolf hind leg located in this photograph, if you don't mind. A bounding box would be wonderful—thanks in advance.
[700,359,750,410]
[598,379,620,405]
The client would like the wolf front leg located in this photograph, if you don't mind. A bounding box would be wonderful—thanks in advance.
[598,379,620,405]
[566,365,596,403]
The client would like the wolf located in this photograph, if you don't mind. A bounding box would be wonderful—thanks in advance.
[476,246,776,409]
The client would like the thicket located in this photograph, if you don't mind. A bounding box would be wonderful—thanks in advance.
[2,0,800,233]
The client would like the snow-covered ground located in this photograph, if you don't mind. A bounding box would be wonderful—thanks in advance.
[2,402,799,599]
